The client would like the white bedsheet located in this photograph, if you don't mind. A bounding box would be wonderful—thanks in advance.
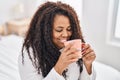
[94,61,120,80]
[0,35,23,80]
[0,34,120,80]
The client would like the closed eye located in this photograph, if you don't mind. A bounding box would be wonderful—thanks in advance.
[67,26,72,31]
[55,29,63,32]
[54,26,71,32]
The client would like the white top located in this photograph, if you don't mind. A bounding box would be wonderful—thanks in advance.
[18,51,96,80]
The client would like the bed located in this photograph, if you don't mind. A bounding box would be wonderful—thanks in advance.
[0,35,23,80]
[0,34,120,80]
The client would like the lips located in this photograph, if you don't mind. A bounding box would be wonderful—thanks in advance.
[60,39,67,43]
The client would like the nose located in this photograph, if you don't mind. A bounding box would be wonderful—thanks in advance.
[62,30,69,38]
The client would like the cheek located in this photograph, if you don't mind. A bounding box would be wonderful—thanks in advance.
[53,33,59,39]
[52,32,61,43]
[53,30,62,38]
[52,33,63,48]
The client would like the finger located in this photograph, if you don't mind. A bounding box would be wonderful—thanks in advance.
[67,58,79,64]
[67,52,81,60]
[82,52,95,59]
[66,48,78,55]
[82,54,96,61]
[82,48,94,56]
[61,46,77,57]
[64,48,81,56]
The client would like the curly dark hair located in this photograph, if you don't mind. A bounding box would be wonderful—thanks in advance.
[22,1,85,79]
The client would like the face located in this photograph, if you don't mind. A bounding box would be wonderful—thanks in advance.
[52,15,72,49]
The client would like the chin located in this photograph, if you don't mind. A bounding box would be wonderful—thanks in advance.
[57,43,64,49]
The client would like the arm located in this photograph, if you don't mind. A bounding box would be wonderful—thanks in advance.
[18,52,65,80]
[80,43,96,80]
[18,43,81,80]
[80,63,96,80]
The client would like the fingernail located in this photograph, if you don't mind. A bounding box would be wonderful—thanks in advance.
[76,48,81,51]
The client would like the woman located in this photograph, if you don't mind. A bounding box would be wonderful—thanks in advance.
[18,1,96,80]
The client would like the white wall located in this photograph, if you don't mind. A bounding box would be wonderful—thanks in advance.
[21,0,45,18]
[0,0,20,24]
[81,0,120,71]
[0,0,42,24]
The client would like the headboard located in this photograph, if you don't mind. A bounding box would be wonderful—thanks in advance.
[0,18,31,37]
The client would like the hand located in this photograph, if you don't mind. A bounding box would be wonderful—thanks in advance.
[82,43,96,74]
[54,43,81,75]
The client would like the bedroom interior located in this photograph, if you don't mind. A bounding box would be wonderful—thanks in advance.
[0,0,120,80]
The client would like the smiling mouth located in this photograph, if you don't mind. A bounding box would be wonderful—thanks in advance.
[60,39,67,43]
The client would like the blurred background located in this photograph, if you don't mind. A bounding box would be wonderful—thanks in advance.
[0,0,120,80]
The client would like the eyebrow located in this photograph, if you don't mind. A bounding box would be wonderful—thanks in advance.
[57,26,71,28]
[57,26,64,28]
